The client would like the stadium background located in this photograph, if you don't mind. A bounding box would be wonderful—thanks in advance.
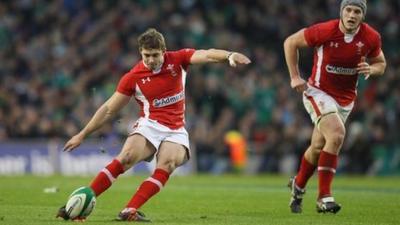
[0,0,399,176]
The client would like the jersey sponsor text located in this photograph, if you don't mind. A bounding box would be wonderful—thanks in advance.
[325,65,357,75]
[153,91,185,108]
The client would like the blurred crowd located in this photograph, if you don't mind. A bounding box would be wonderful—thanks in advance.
[1,0,399,175]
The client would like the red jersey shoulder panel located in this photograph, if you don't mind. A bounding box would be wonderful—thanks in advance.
[167,48,195,70]
[116,69,137,96]
[360,23,382,58]
[304,20,339,47]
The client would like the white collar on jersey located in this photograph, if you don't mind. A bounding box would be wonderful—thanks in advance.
[143,56,165,74]
[341,24,361,43]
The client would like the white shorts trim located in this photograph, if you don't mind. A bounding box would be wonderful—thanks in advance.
[303,85,354,124]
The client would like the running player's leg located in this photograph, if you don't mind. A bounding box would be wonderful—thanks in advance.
[289,126,325,213]
[316,113,345,213]
[291,85,347,213]
[296,126,325,188]
[118,141,188,221]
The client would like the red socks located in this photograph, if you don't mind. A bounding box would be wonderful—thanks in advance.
[89,161,170,211]
[126,168,170,210]
[317,151,338,199]
[295,156,317,189]
[90,159,125,196]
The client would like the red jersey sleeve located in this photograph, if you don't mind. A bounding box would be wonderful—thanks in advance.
[304,21,336,47]
[367,33,382,58]
[116,71,136,96]
[174,48,195,70]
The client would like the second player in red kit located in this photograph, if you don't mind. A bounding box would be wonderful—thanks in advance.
[284,0,386,214]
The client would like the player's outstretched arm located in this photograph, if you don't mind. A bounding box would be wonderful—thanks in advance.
[190,49,251,67]
[284,29,309,93]
[63,92,131,152]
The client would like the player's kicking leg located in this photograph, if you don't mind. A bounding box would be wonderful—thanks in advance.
[56,134,155,221]
[116,141,188,222]
[289,127,324,213]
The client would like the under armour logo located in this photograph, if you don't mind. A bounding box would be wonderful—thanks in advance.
[142,77,151,84]
[330,42,339,48]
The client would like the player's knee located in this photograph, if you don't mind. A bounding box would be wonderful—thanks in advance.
[116,151,139,169]
[310,146,322,155]
[327,131,345,148]
[311,140,324,151]
[157,158,178,173]
[309,139,324,155]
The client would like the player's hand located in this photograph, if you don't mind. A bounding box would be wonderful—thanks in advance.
[228,52,251,67]
[357,56,371,79]
[63,133,85,152]
[290,77,307,93]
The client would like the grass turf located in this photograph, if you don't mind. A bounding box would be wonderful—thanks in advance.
[0,175,399,224]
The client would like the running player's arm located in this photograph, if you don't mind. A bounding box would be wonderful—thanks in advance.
[63,92,130,151]
[284,29,309,81]
[358,51,386,77]
[284,29,309,92]
[190,49,251,67]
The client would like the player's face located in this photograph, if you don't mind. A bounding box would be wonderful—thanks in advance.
[141,48,164,70]
[341,5,364,33]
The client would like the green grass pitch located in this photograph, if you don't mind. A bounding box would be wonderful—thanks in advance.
[0,175,399,224]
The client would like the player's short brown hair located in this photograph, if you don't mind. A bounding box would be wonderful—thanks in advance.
[138,28,166,51]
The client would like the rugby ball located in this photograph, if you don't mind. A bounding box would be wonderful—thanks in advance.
[65,187,96,219]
